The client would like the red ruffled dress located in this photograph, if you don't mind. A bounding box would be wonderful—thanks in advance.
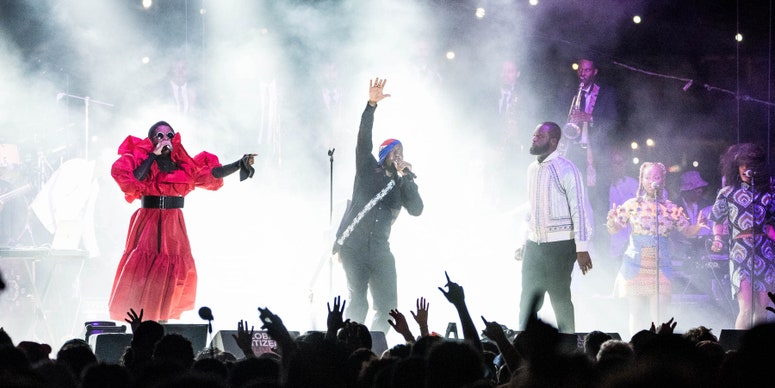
[108,133,224,321]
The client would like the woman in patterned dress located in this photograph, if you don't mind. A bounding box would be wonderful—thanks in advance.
[607,162,706,335]
[710,143,775,328]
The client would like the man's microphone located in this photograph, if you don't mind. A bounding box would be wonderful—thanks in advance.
[402,167,417,179]
[744,169,756,178]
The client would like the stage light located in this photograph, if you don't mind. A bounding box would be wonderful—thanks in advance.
[142,0,152,10]
[475,8,485,19]
[632,15,642,24]
[632,157,640,165]
[630,141,638,150]
[646,138,655,147]
[529,0,539,6]
[200,8,206,15]
[692,161,699,167]
[446,51,456,60]
[572,62,578,71]
[735,33,743,42]
[141,56,150,64]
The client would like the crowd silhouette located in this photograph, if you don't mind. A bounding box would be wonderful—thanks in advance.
[1,273,775,387]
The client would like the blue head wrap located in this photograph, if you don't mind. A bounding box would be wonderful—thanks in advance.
[378,139,401,166]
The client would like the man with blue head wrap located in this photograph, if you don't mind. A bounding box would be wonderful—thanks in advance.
[333,78,424,332]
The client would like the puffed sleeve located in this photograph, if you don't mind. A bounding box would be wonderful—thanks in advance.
[111,135,153,203]
[192,151,225,191]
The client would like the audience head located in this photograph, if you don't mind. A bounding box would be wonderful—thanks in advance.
[682,326,718,344]
[596,339,634,376]
[425,340,486,388]
[410,335,444,358]
[584,331,613,360]
[336,321,372,354]
[228,357,280,388]
[191,357,229,381]
[391,356,426,388]
[152,333,194,370]
[382,343,411,359]
[55,338,96,382]
[80,362,132,388]
[16,341,52,366]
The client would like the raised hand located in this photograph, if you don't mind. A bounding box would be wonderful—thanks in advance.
[232,320,256,358]
[326,296,348,341]
[258,307,283,332]
[438,271,465,307]
[124,308,144,332]
[650,317,677,335]
[257,307,295,358]
[480,316,508,344]
[388,309,415,343]
[242,153,257,167]
[368,78,391,105]
[438,271,481,351]
[606,204,627,232]
[410,297,430,337]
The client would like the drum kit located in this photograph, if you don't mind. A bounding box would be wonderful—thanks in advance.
[0,141,71,247]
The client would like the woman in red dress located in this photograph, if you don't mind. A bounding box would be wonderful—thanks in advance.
[109,121,254,321]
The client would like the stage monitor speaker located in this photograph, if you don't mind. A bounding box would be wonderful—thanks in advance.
[719,329,747,351]
[89,333,133,364]
[211,330,301,358]
[162,324,209,353]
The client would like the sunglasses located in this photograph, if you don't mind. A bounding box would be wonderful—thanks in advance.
[155,132,174,140]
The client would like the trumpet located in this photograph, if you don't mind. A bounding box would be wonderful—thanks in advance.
[562,82,589,147]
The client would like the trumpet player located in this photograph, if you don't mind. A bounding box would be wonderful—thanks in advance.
[560,56,618,189]
[560,55,618,270]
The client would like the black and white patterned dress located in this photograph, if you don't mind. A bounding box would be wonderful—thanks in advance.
[710,183,775,298]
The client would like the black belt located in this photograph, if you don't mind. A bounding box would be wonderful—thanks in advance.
[141,195,184,209]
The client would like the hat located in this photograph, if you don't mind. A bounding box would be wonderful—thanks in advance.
[378,139,401,166]
[680,170,708,191]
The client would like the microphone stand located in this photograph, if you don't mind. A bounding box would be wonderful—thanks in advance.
[307,148,336,330]
[654,186,661,323]
[206,317,214,358]
[748,176,756,328]
[57,93,114,160]
[329,148,335,224]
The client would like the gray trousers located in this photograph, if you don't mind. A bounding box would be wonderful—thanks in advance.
[339,243,397,333]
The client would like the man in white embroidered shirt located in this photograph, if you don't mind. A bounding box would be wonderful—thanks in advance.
[517,121,594,333]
